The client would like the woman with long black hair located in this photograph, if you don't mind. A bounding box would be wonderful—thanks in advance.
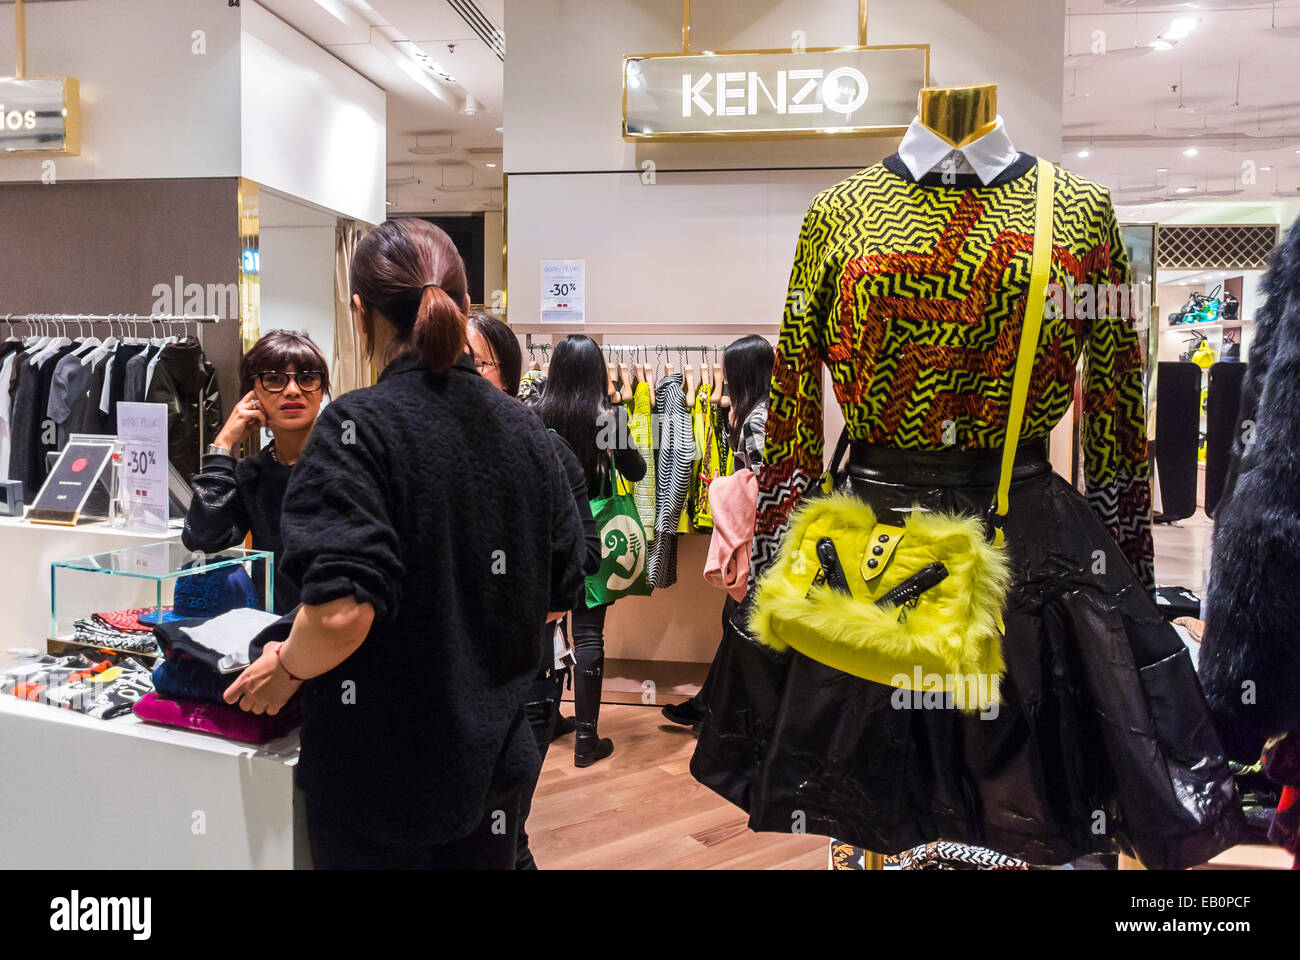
[536,334,646,766]
[663,334,774,726]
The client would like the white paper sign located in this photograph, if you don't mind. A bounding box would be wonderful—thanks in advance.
[541,259,585,323]
[116,402,169,532]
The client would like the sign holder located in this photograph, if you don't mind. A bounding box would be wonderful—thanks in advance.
[27,438,115,526]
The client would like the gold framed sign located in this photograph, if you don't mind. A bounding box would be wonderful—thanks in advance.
[0,76,81,156]
[622,45,929,142]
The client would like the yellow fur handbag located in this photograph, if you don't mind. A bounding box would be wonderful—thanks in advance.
[751,158,1056,713]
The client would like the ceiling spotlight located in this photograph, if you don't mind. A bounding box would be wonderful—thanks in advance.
[1156,167,1168,172]
[1149,38,1174,51]
[1164,17,1199,41]
[1175,186,1196,194]
[1261,165,1273,171]
[1077,149,1091,159]
[463,97,477,118]
[1183,147,1199,157]
[486,162,497,168]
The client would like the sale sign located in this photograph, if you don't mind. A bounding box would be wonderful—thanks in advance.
[541,259,585,324]
[116,402,170,532]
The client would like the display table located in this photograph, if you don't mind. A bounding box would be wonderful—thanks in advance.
[0,515,183,652]
[0,671,305,869]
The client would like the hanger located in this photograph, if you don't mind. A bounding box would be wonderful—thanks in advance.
[618,348,633,402]
[663,345,675,379]
[70,316,102,358]
[527,340,540,373]
[29,316,70,366]
[684,349,698,409]
[604,349,618,404]
[711,346,724,404]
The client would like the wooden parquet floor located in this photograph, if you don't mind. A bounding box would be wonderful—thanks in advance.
[526,703,826,870]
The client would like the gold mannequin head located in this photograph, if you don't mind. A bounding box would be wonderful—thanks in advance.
[917,84,998,148]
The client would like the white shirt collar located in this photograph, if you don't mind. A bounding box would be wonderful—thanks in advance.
[896,114,1019,186]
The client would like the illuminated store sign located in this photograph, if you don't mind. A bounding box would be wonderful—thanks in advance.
[0,76,80,155]
[623,46,928,141]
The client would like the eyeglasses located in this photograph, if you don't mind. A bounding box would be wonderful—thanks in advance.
[471,354,499,372]
[256,370,323,393]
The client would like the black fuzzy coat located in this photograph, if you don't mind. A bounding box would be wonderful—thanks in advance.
[278,353,586,845]
[1200,219,1300,760]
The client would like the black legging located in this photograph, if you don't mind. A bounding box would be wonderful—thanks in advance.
[570,602,608,673]
[517,619,566,870]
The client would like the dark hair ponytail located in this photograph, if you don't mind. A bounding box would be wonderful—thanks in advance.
[415,282,469,373]
[350,218,469,373]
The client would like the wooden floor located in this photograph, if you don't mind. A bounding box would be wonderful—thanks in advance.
[528,704,826,870]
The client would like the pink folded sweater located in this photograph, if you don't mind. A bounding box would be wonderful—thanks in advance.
[703,468,758,601]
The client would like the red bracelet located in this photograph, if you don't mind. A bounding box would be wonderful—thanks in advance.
[275,643,304,683]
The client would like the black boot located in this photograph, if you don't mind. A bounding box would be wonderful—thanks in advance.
[573,657,614,768]
[661,696,704,726]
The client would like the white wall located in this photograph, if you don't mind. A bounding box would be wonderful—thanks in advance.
[504,0,1065,327]
[241,2,387,225]
[484,210,504,309]
[259,192,337,358]
[0,0,241,181]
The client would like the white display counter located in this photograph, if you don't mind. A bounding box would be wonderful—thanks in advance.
[0,669,305,869]
[0,515,183,652]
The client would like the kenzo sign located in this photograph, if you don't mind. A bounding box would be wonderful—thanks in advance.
[623,46,928,141]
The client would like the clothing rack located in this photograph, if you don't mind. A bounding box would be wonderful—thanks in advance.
[2,313,220,344]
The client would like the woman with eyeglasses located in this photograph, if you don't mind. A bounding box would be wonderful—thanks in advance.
[182,329,329,613]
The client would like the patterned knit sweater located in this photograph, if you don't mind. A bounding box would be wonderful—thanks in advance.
[756,153,1154,589]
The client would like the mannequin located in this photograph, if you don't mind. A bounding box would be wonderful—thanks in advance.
[690,84,1241,870]
[916,83,997,146]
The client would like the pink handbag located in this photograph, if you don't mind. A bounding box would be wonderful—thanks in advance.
[702,468,758,601]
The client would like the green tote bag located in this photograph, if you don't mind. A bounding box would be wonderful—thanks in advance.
[585,454,654,608]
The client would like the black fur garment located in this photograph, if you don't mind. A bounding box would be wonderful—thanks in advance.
[1200,219,1300,760]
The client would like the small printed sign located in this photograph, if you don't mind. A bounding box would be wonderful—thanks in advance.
[542,259,585,324]
[116,402,169,532]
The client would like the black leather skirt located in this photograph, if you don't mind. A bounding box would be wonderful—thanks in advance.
[690,441,1242,868]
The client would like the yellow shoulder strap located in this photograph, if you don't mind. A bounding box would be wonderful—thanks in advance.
[991,157,1056,545]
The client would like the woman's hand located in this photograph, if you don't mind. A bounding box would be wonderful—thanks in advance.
[214,390,266,450]
[223,641,300,715]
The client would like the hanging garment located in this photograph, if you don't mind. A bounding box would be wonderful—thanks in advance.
[692,154,1240,869]
[106,343,147,432]
[77,350,113,435]
[143,338,222,482]
[8,342,76,492]
[518,369,546,407]
[47,352,96,450]
[123,345,156,404]
[690,387,719,530]
[0,341,22,480]
[648,373,692,588]
[1200,219,1300,762]
[628,380,657,539]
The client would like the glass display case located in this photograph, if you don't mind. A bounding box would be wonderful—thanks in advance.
[49,542,274,659]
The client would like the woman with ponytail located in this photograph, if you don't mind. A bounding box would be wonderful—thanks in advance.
[222,219,587,869]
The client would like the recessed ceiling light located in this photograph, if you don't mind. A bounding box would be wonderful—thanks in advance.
[1175,186,1195,194]
[1077,149,1090,158]
[1149,38,1174,51]
[486,162,497,168]
[1261,165,1273,171]
[1183,147,1199,157]
[1156,167,1168,172]
[1165,17,1199,41]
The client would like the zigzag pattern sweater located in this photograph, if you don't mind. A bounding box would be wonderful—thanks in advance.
[756,153,1154,589]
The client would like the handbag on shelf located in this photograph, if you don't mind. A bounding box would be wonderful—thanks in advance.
[1169,287,1220,326]
[1220,288,1240,320]
[747,157,1058,714]
[584,452,653,608]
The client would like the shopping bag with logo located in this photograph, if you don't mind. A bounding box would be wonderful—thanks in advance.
[585,454,653,607]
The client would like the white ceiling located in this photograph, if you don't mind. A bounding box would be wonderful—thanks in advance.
[255,0,1300,223]
[256,0,505,214]
[1061,0,1300,219]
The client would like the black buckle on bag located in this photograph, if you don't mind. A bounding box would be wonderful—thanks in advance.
[982,504,1005,543]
